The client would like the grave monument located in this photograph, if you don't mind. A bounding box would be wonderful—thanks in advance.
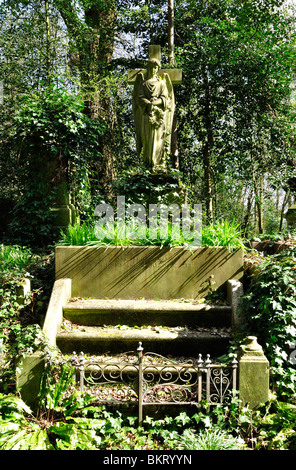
[128,45,182,173]
[127,45,185,205]
[17,46,270,412]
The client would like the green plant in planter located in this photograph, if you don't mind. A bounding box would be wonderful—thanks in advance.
[58,220,196,248]
[58,218,246,251]
[202,219,245,250]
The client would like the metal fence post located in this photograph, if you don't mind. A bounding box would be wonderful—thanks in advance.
[232,355,238,397]
[71,351,78,383]
[197,354,203,403]
[137,342,144,426]
[78,352,85,393]
[205,354,211,404]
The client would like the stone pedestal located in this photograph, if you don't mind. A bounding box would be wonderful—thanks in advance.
[15,279,31,305]
[119,171,187,207]
[16,351,46,411]
[50,180,79,233]
[227,279,244,330]
[238,336,270,408]
[285,204,296,229]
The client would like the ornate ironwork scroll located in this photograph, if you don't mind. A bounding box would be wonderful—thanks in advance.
[70,342,238,424]
[71,350,139,403]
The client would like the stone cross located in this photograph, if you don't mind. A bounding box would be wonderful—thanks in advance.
[127,45,182,86]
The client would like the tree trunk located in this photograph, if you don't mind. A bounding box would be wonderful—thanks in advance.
[242,186,253,238]
[45,0,51,85]
[203,71,214,223]
[82,4,117,196]
[168,0,174,66]
[254,175,264,234]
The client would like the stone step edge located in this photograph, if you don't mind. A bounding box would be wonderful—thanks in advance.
[63,298,231,313]
[62,299,232,327]
[57,326,232,341]
[56,327,231,356]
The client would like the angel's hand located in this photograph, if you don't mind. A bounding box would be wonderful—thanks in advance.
[151,98,162,106]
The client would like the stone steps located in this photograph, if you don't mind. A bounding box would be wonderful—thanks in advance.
[63,298,232,327]
[56,298,232,358]
[56,324,231,357]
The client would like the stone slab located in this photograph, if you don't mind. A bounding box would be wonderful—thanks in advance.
[43,278,72,346]
[63,298,232,327]
[16,351,45,411]
[56,326,231,357]
[55,246,243,300]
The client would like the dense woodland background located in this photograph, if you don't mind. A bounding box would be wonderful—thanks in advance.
[1,0,296,246]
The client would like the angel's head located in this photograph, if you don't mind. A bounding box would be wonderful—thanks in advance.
[147,58,161,78]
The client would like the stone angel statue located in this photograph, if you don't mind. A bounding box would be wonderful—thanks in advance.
[132,58,175,172]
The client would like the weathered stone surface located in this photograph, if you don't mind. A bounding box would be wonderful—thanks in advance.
[50,180,79,233]
[63,298,232,327]
[43,278,72,346]
[130,45,182,171]
[15,278,31,305]
[285,204,296,228]
[227,279,244,330]
[128,68,182,85]
[238,336,270,408]
[55,246,244,300]
[56,325,231,357]
[16,351,45,411]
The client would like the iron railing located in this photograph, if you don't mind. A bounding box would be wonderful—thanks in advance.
[71,342,238,424]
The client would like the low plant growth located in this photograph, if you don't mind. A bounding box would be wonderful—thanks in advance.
[0,358,246,450]
[57,218,246,251]
[0,245,54,393]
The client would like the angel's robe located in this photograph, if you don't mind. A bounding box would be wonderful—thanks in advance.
[137,75,170,171]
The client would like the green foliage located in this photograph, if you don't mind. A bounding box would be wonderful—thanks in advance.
[176,0,296,224]
[0,393,51,450]
[58,222,99,247]
[4,86,105,246]
[1,359,239,450]
[112,169,187,206]
[15,87,78,146]
[57,218,246,252]
[252,228,296,244]
[58,220,195,248]
[243,248,296,398]
[0,244,36,282]
[177,426,242,450]
[2,378,296,450]
[0,380,243,450]
[0,361,103,450]
[0,245,54,393]
[202,219,246,250]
